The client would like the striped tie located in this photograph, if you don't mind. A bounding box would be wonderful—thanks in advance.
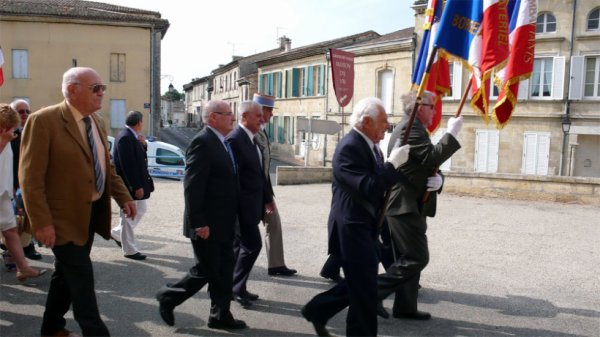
[225,141,236,173]
[83,116,104,193]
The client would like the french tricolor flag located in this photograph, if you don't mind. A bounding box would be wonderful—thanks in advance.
[469,0,510,121]
[492,0,538,128]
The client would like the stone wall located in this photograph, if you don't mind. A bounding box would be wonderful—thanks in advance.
[276,166,600,206]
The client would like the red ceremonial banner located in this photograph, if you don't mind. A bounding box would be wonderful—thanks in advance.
[330,48,354,108]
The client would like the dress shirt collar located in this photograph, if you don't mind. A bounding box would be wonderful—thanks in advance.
[125,125,139,139]
[239,124,256,142]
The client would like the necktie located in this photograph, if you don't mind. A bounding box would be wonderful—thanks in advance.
[373,145,384,167]
[83,116,104,193]
[253,135,264,168]
[225,141,236,173]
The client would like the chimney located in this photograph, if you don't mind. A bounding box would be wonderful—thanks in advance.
[279,35,292,52]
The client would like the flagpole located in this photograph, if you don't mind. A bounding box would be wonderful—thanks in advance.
[376,46,439,229]
[421,79,472,203]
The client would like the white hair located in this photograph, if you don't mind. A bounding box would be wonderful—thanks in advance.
[401,90,435,115]
[238,100,261,119]
[350,97,385,128]
[61,67,95,98]
[10,99,29,110]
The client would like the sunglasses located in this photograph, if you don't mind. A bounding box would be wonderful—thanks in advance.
[212,111,233,116]
[74,83,107,93]
[18,109,31,115]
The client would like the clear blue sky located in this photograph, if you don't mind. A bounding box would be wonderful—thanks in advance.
[98,0,416,93]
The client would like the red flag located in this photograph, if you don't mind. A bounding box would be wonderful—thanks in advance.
[0,46,5,87]
[493,0,537,128]
[470,0,510,122]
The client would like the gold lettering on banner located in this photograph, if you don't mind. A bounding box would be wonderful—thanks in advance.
[452,14,481,36]
[497,0,509,46]
[523,30,536,63]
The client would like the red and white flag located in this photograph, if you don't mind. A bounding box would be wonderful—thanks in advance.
[493,0,538,128]
[469,0,510,122]
[0,46,5,87]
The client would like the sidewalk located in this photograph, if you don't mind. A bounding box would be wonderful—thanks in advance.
[1,180,598,336]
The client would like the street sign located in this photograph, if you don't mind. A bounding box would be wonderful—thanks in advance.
[297,117,341,135]
[144,103,150,109]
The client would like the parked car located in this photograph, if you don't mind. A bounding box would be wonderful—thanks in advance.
[108,136,185,180]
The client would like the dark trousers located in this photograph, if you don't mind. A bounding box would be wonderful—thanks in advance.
[156,239,234,320]
[320,254,342,278]
[41,201,109,337]
[232,223,262,295]
[377,213,429,314]
[304,261,378,337]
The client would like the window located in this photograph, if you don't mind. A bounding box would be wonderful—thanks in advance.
[12,49,28,79]
[521,132,550,175]
[536,13,556,33]
[531,58,553,97]
[584,56,600,97]
[110,53,126,82]
[259,72,283,97]
[110,99,127,128]
[474,129,499,173]
[378,69,393,114]
[156,148,184,165]
[588,8,599,31]
[281,65,325,98]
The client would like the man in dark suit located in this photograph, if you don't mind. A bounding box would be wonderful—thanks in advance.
[252,93,297,277]
[301,97,410,337]
[155,100,246,330]
[8,99,42,260]
[20,67,136,337]
[228,101,269,308]
[377,90,463,320]
[111,110,154,260]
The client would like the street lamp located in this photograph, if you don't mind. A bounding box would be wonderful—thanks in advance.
[560,114,572,176]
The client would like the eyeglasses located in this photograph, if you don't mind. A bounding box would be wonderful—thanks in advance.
[212,111,233,116]
[17,109,31,115]
[75,83,107,93]
[420,103,434,108]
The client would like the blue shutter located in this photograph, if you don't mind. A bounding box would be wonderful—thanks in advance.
[277,72,282,98]
[319,65,326,95]
[292,68,300,97]
[307,66,314,96]
[268,73,273,96]
[258,75,263,94]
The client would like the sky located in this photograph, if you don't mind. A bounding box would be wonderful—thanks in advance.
[98,0,416,94]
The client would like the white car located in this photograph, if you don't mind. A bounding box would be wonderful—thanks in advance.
[108,136,186,180]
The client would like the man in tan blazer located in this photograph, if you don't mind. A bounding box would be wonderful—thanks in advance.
[20,67,135,337]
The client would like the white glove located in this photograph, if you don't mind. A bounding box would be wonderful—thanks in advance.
[447,116,463,138]
[385,144,410,169]
[426,173,443,191]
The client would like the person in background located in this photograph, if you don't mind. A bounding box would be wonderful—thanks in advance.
[227,101,268,308]
[111,110,154,260]
[377,90,462,320]
[0,103,46,282]
[20,67,136,337]
[155,100,246,330]
[301,97,410,336]
[252,93,297,277]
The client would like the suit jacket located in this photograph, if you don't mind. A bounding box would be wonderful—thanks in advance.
[183,127,239,242]
[227,126,272,226]
[112,127,154,200]
[386,116,461,217]
[10,129,22,190]
[328,129,404,265]
[254,129,274,197]
[19,101,132,246]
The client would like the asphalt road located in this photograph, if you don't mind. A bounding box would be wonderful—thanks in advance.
[1,180,598,337]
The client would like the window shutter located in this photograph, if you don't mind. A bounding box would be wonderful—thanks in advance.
[568,56,584,100]
[286,69,293,98]
[488,130,499,173]
[518,79,529,100]
[475,130,488,172]
[452,62,463,99]
[258,75,263,94]
[110,99,127,129]
[307,66,314,96]
[319,64,326,95]
[522,133,537,174]
[552,56,565,99]
[268,73,273,96]
[292,68,300,97]
[536,133,550,175]
[277,72,282,98]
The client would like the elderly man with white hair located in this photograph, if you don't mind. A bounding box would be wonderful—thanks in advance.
[301,97,410,337]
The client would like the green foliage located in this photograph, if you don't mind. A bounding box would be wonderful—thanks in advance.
[162,88,183,101]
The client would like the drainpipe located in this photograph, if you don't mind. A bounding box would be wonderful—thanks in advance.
[323,51,330,167]
[560,0,576,176]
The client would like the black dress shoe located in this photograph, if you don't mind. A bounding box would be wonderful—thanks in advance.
[233,294,252,308]
[377,300,389,319]
[268,266,297,276]
[320,271,343,283]
[240,290,259,301]
[207,317,247,330]
[158,303,175,326]
[301,306,331,337]
[23,243,42,260]
[113,238,122,248]
[124,252,146,260]
[393,310,431,320]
